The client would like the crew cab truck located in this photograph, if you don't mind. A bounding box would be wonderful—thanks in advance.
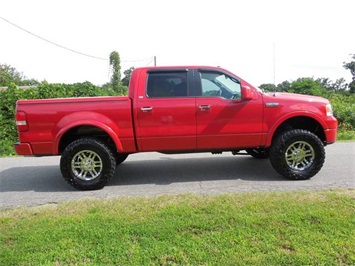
[14,66,338,190]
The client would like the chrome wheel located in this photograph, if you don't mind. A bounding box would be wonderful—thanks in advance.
[270,129,325,180]
[285,141,315,171]
[61,138,116,190]
[71,150,103,181]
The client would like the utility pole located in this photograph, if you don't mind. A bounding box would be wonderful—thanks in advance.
[154,56,156,66]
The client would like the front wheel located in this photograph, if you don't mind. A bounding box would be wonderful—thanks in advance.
[60,138,116,190]
[270,129,325,180]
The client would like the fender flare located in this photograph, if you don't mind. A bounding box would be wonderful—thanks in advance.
[53,120,123,154]
[265,111,326,147]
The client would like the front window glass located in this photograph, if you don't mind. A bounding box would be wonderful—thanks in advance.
[200,71,241,99]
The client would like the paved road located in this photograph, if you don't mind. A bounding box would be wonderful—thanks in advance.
[1,142,354,209]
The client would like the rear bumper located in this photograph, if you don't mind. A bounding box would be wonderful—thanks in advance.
[14,143,34,155]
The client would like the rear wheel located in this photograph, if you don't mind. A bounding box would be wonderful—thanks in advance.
[60,138,116,190]
[270,129,325,180]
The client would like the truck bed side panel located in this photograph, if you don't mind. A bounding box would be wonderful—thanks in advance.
[16,96,135,155]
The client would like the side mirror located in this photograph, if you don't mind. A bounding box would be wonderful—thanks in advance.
[241,85,253,100]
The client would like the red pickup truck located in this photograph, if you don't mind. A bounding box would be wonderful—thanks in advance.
[14,66,338,190]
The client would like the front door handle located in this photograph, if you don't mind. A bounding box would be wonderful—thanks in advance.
[141,107,153,112]
[199,105,211,111]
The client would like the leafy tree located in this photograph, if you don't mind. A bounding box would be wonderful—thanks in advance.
[0,64,39,86]
[22,78,39,86]
[259,83,276,92]
[121,67,135,87]
[277,80,291,92]
[0,64,24,86]
[259,81,291,92]
[109,51,121,93]
[343,54,355,78]
[317,77,348,92]
[333,78,349,92]
[343,54,355,93]
[289,78,324,96]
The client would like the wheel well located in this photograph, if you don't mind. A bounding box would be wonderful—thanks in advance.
[58,125,116,154]
[272,116,326,144]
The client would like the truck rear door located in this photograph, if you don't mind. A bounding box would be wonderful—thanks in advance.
[136,69,196,152]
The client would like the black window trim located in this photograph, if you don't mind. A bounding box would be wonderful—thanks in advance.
[147,68,188,74]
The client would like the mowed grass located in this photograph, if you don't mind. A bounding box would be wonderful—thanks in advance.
[1,190,354,265]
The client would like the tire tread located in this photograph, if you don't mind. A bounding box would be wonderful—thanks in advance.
[60,138,116,190]
[270,129,325,180]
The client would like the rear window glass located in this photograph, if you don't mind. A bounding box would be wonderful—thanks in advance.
[147,72,188,98]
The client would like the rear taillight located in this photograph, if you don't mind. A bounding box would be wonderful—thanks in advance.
[16,111,29,131]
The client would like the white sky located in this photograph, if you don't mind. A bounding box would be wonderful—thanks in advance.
[1,0,354,87]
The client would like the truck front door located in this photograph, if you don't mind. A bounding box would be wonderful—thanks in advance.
[195,69,263,150]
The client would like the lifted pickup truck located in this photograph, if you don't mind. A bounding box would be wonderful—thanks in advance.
[14,66,338,190]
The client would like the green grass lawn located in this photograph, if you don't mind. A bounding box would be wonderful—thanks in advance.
[1,190,354,265]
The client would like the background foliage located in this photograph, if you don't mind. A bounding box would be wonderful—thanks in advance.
[1,54,354,156]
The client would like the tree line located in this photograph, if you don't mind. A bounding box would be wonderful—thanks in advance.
[260,54,355,94]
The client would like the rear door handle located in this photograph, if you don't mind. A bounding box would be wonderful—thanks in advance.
[199,105,211,111]
[141,107,153,112]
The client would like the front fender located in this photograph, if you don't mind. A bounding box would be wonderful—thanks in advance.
[265,111,327,147]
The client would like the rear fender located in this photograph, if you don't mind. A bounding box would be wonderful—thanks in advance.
[53,112,123,154]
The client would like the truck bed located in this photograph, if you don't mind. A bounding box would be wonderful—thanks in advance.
[15,96,135,155]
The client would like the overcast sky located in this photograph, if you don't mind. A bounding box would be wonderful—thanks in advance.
[1,0,354,87]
